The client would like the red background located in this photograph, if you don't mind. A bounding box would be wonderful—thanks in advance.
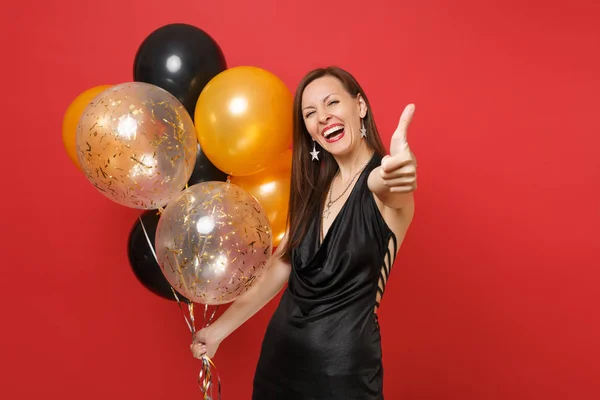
[2,0,599,399]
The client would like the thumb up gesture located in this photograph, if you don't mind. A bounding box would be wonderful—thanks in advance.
[380,104,417,193]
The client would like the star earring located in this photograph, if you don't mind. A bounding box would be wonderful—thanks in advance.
[361,119,367,138]
[310,140,320,161]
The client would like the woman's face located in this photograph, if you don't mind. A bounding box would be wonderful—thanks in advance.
[301,75,367,157]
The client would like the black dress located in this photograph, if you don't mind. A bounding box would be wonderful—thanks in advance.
[253,154,397,399]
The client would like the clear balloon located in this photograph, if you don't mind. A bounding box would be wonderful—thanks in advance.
[76,82,197,209]
[155,182,272,305]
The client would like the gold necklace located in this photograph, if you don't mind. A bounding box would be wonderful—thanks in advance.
[322,158,371,219]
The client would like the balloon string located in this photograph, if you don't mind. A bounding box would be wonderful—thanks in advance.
[199,354,222,400]
[139,215,194,333]
[197,303,220,399]
[138,215,221,399]
[204,303,218,327]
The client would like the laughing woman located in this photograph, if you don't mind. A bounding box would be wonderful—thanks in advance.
[191,66,418,399]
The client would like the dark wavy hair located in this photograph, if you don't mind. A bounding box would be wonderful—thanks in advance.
[280,66,387,262]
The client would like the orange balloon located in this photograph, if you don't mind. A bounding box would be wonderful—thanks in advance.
[230,149,292,247]
[62,85,111,169]
[194,66,292,177]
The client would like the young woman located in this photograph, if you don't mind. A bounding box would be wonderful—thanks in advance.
[191,66,417,399]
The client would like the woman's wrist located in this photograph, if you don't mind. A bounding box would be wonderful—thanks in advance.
[207,319,228,343]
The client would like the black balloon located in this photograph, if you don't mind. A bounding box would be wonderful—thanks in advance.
[188,144,229,186]
[133,23,227,117]
[127,210,189,302]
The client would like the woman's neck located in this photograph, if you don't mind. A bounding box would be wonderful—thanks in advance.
[332,141,374,183]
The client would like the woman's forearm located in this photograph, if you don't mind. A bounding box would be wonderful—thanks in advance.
[208,253,291,342]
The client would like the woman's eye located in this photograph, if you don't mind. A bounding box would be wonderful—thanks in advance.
[328,100,339,106]
[305,111,314,118]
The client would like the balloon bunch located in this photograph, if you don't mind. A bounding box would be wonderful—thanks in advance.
[61,23,293,399]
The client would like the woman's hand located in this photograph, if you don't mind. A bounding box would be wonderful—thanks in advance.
[380,103,417,193]
[190,325,221,360]
[368,104,417,210]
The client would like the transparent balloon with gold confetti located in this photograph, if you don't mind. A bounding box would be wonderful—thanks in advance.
[155,181,272,305]
[76,82,197,209]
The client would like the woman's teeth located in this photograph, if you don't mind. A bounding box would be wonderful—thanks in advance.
[323,126,344,138]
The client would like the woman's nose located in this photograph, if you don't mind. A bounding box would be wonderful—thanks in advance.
[318,111,331,124]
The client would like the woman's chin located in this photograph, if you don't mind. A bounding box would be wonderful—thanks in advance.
[323,138,364,158]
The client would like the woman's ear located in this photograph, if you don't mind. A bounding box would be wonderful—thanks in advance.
[357,94,368,118]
